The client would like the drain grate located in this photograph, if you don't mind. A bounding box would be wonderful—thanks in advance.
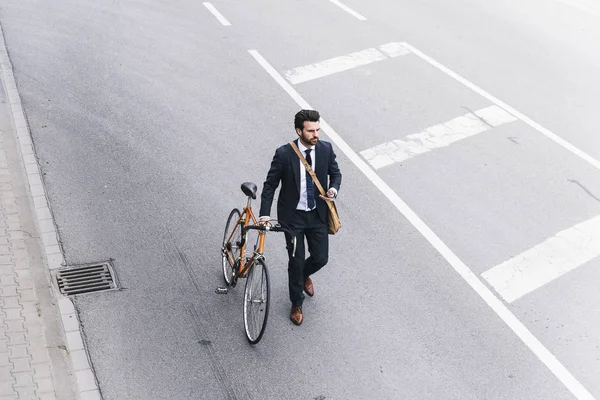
[56,262,118,296]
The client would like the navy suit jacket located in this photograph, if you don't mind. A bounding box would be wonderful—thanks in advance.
[260,139,342,225]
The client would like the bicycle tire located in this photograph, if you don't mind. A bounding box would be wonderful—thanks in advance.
[222,208,241,286]
[243,259,270,344]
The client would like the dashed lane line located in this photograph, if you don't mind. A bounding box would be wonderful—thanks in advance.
[203,2,231,26]
[329,0,367,20]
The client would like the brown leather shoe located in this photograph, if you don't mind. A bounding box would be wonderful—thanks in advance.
[303,277,314,297]
[290,305,303,326]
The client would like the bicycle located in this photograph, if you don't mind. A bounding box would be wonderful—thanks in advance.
[218,182,295,344]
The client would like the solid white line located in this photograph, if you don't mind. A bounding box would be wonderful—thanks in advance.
[400,42,600,172]
[202,2,231,26]
[483,215,600,303]
[285,43,409,85]
[361,105,517,169]
[248,48,595,400]
[329,0,367,20]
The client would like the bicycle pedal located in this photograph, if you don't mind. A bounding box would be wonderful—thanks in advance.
[215,287,229,294]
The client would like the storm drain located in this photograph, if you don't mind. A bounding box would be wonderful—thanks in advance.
[56,262,118,296]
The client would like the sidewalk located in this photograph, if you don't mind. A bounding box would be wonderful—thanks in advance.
[0,39,77,400]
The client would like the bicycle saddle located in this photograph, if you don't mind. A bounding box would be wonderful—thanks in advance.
[241,182,258,199]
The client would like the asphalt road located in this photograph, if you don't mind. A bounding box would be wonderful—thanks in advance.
[1,0,599,398]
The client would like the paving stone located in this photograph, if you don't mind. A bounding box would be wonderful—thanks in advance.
[0,380,16,395]
[75,370,97,392]
[0,289,16,298]
[4,322,23,334]
[0,297,20,309]
[7,346,28,360]
[0,366,12,383]
[37,391,56,400]
[13,270,29,282]
[29,350,49,366]
[70,350,89,371]
[31,363,51,380]
[5,241,22,251]
[10,358,30,373]
[79,390,101,400]
[5,334,25,346]
[18,303,35,316]
[1,311,19,322]
[16,290,35,303]
[13,277,32,290]
[8,251,27,263]
[14,386,35,398]
[12,372,33,388]
[10,260,28,272]
[34,377,54,394]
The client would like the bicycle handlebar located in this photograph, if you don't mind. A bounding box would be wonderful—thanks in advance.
[242,224,291,235]
[239,224,297,256]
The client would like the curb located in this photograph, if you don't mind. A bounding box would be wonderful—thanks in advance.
[0,24,102,400]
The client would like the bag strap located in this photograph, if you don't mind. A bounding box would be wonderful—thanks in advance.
[290,141,326,196]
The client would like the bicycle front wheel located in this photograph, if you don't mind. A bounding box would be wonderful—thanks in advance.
[222,208,241,286]
[243,259,270,344]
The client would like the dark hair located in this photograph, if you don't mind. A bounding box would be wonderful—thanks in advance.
[294,109,320,131]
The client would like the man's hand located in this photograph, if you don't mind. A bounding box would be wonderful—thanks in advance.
[258,216,271,226]
[319,188,337,202]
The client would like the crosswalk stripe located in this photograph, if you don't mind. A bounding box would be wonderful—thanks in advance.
[360,105,517,169]
[482,214,600,303]
[361,105,517,169]
[284,42,410,85]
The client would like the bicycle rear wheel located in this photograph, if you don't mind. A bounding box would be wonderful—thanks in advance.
[243,259,270,344]
[222,209,241,286]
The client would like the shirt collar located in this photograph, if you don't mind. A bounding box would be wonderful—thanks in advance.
[297,140,314,153]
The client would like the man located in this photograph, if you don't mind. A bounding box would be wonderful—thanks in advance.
[259,109,342,326]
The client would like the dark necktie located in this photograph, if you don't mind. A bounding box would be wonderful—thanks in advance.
[305,149,315,209]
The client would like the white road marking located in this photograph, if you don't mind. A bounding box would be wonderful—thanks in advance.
[248,48,595,400]
[361,105,517,169]
[378,42,411,58]
[556,0,600,18]
[329,0,367,20]
[400,42,600,172]
[202,2,231,26]
[285,42,409,85]
[483,215,600,303]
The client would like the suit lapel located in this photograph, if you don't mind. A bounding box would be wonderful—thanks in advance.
[290,139,300,194]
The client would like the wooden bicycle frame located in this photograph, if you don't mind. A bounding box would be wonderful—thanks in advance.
[225,197,266,278]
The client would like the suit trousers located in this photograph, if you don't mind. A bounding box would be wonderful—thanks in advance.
[284,209,329,306]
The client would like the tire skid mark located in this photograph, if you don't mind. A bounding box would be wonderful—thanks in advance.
[175,245,202,296]
[186,303,251,400]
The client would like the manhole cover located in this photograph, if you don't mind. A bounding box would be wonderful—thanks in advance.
[56,261,118,296]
